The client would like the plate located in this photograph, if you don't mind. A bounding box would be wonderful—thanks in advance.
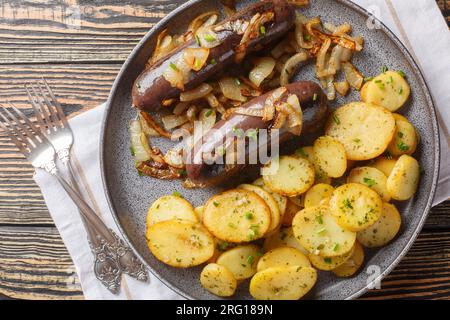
[100,0,440,299]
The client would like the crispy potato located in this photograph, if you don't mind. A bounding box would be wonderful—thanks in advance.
[203,189,271,242]
[386,155,420,200]
[238,184,281,233]
[262,156,315,196]
[325,102,396,161]
[216,245,262,280]
[200,263,237,297]
[295,146,332,184]
[250,266,317,300]
[313,136,347,178]
[146,220,214,268]
[387,114,418,156]
[347,166,391,202]
[257,247,311,271]
[332,241,365,277]
[360,70,410,112]
[304,183,335,208]
[282,198,301,226]
[253,178,288,216]
[263,227,309,255]
[372,156,398,177]
[330,183,382,232]
[146,195,197,226]
[292,206,356,257]
[357,202,401,247]
[308,244,355,271]
[194,206,204,222]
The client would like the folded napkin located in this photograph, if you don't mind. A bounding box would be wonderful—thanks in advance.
[34,0,450,299]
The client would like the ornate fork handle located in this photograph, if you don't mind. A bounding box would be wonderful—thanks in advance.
[65,158,148,282]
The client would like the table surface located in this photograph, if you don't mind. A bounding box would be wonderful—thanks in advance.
[0,0,449,300]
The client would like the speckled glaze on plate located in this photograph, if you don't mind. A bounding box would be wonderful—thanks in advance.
[100,0,440,300]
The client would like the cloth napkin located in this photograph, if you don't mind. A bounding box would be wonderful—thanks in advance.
[34,0,450,299]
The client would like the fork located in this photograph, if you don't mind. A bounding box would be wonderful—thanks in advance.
[23,79,148,283]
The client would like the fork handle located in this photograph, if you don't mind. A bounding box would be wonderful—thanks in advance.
[65,161,149,282]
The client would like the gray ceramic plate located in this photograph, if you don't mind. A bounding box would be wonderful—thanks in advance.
[100,0,440,299]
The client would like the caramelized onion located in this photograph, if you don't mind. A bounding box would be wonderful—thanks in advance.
[280,51,309,86]
[199,108,217,133]
[249,57,276,87]
[161,114,189,130]
[334,80,350,96]
[188,11,219,34]
[137,161,181,180]
[183,47,210,71]
[139,112,160,137]
[218,77,246,102]
[342,61,364,90]
[140,112,171,138]
[180,83,213,102]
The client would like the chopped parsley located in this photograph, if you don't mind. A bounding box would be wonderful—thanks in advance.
[397,142,409,151]
[247,255,255,265]
[209,58,216,65]
[172,191,182,197]
[205,109,213,117]
[130,146,135,156]
[259,25,266,35]
[381,66,389,73]
[324,257,332,264]
[213,201,220,207]
[178,169,187,177]
[363,177,377,188]
[203,34,216,42]
[245,212,254,220]
[246,128,258,141]
[343,198,353,209]
[296,147,308,158]
[375,79,385,89]
[333,114,341,125]
[398,70,406,78]
[399,86,404,95]
[333,243,340,252]
[169,62,178,71]
[303,34,312,41]
[364,76,374,82]
[195,35,201,46]
[315,215,324,225]
[316,227,326,235]
[313,93,318,101]
[217,241,230,251]
[228,222,237,229]
[397,131,404,138]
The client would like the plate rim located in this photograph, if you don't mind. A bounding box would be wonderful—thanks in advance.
[99,0,440,300]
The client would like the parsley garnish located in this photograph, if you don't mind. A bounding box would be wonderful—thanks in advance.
[259,25,266,35]
[169,62,178,71]
[205,109,213,117]
[363,177,377,188]
[245,212,254,220]
[313,93,318,101]
[130,146,135,156]
[213,201,220,207]
[172,191,182,197]
[381,66,388,73]
[247,255,255,265]
[203,34,216,42]
[209,58,216,65]
[315,215,324,225]
[303,34,312,41]
[296,147,308,158]
[397,142,409,151]
[343,198,353,209]
[398,70,406,78]
[333,114,341,125]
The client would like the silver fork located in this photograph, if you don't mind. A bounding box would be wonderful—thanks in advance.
[0,105,123,293]
[23,79,148,282]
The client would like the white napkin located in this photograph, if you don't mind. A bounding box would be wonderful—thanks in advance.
[34,0,450,299]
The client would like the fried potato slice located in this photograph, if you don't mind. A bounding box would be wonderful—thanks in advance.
[371,155,398,177]
[295,146,332,184]
[249,266,317,300]
[263,227,309,255]
[304,183,335,208]
[253,178,288,217]
[238,184,281,233]
[262,156,315,196]
[216,244,262,280]
[308,243,355,271]
[387,113,418,156]
[325,102,395,161]
[146,195,198,226]
[357,202,401,247]
[146,220,214,267]
[347,166,391,202]
[386,155,420,200]
[313,136,347,178]
[332,241,365,277]
[257,246,311,271]
[360,70,410,112]
[200,263,237,297]
[330,183,383,232]
[292,206,356,257]
[203,189,271,243]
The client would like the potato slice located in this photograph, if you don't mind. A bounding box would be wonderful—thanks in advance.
[239,184,280,233]
[263,227,309,255]
[194,205,204,222]
[360,70,410,112]
[332,241,365,277]
[257,247,311,271]
[292,206,356,257]
[330,183,383,232]
[250,266,317,300]
[308,244,355,271]
[146,220,214,267]
[325,102,396,161]
[262,156,315,196]
[387,114,418,156]
[304,183,335,208]
[357,202,401,247]
[347,166,391,202]
[372,155,398,177]
[216,245,262,280]
[203,189,271,242]
[282,198,301,226]
[386,155,420,200]
[295,146,332,184]
[146,195,197,226]
[253,178,288,217]
[200,263,237,297]
[313,136,347,178]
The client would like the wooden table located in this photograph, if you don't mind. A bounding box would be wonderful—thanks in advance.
[0,0,449,300]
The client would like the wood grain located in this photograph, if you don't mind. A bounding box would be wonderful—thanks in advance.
[0,0,448,300]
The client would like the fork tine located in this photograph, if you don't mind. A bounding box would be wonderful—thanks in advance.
[41,78,69,127]
[0,110,30,154]
[30,84,53,129]
[7,101,41,136]
[0,116,28,155]
[36,80,63,128]
[2,106,41,146]
[25,84,48,129]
